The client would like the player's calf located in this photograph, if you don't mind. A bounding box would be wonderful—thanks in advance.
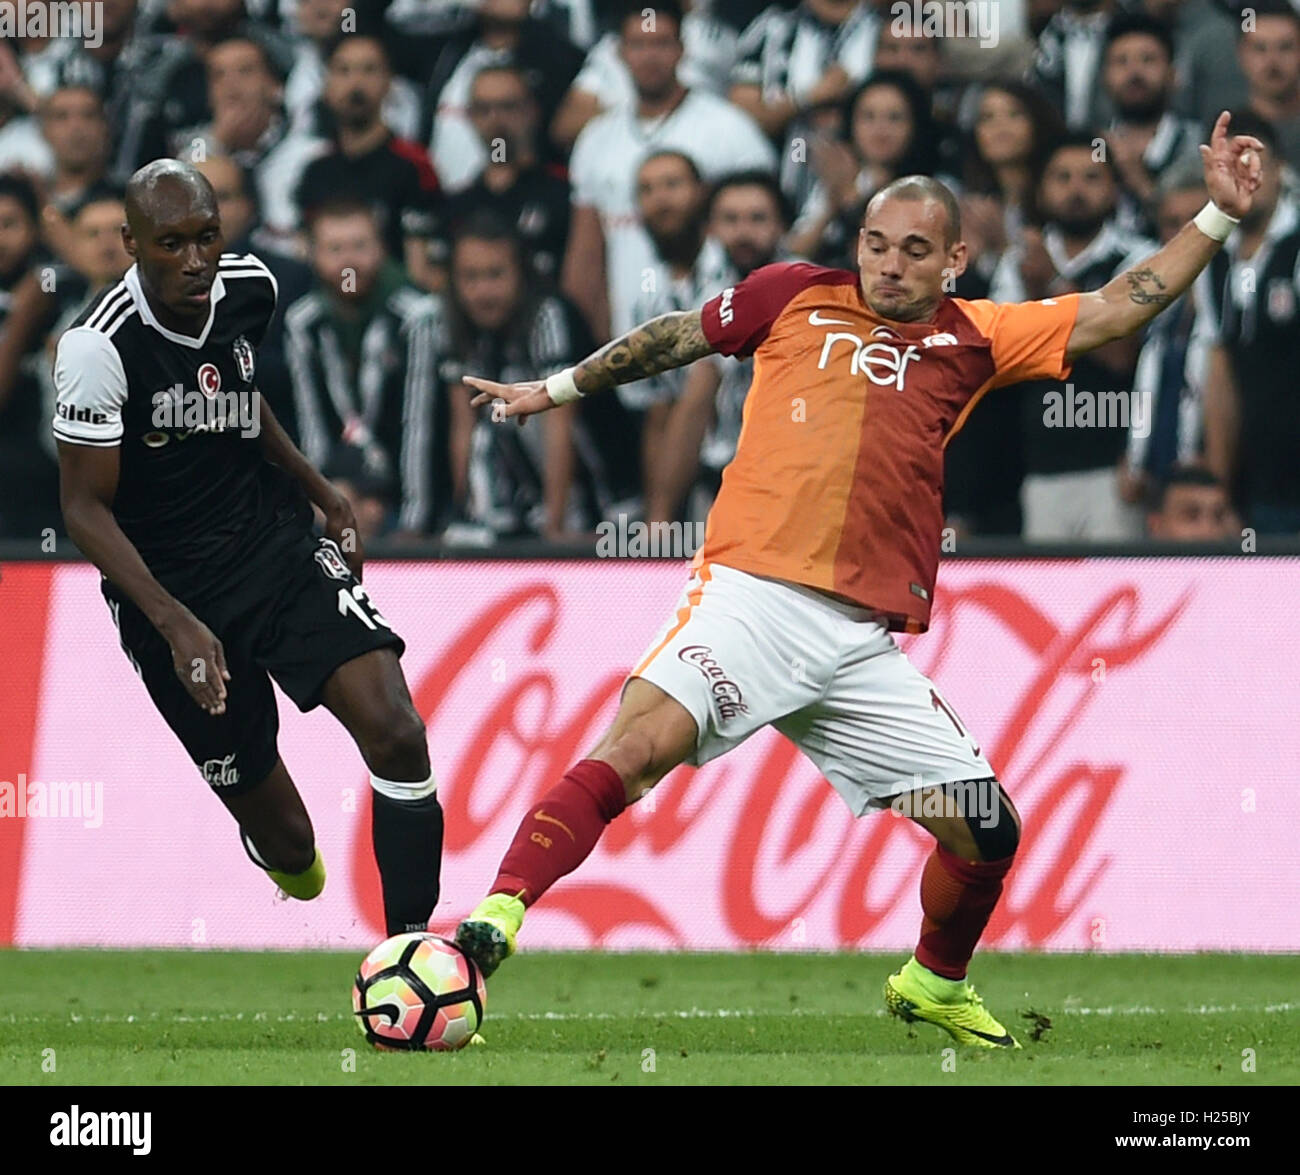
[457,682,698,977]
[240,827,325,901]
[882,778,1023,1046]
[322,651,443,934]
[239,812,315,876]
[353,695,443,936]
[901,777,1020,981]
[489,683,696,908]
[370,775,443,936]
[453,758,627,979]
[222,760,324,899]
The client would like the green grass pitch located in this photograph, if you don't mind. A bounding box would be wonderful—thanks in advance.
[1,950,1297,1085]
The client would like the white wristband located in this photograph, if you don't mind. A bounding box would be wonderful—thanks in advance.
[544,367,582,405]
[1193,201,1240,242]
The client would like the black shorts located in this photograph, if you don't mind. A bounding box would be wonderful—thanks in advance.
[105,534,405,797]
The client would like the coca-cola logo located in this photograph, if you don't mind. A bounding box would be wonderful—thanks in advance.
[349,575,1190,949]
[677,644,749,720]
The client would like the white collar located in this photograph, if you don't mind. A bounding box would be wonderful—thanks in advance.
[124,264,226,348]
[1043,219,1126,278]
[633,88,695,133]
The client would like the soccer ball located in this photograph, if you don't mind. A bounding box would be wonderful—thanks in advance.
[352,932,487,1051]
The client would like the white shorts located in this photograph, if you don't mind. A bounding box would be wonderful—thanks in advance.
[630,563,994,816]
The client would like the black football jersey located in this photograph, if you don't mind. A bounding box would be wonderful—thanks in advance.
[52,252,311,600]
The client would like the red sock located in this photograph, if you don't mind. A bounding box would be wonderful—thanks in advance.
[490,759,627,907]
[914,845,1014,980]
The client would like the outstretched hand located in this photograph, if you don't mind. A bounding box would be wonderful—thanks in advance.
[465,375,554,425]
[1201,111,1264,220]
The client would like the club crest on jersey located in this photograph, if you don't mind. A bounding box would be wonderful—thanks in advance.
[1267,279,1295,323]
[197,362,221,398]
[314,540,352,581]
[922,332,959,347]
[232,336,256,381]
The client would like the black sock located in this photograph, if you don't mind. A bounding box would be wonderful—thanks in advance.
[371,791,443,936]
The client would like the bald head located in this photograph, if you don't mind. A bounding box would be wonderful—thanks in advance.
[865,176,961,247]
[125,159,217,237]
[122,159,225,330]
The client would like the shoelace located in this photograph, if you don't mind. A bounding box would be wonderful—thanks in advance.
[951,986,991,1026]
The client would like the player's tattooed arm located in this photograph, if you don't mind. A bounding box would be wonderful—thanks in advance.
[465,310,716,421]
[1123,268,1171,306]
[1067,112,1263,359]
[573,310,714,394]
[1066,228,1223,358]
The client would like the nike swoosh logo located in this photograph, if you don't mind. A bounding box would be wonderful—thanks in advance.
[808,309,853,326]
[535,810,575,841]
[965,1026,1016,1046]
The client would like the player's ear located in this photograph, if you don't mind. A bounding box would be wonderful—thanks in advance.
[947,239,968,281]
[120,223,136,259]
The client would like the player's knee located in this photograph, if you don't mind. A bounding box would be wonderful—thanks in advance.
[970,780,1020,862]
[359,705,429,780]
[602,727,659,801]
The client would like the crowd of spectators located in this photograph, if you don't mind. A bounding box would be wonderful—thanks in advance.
[2,0,1296,547]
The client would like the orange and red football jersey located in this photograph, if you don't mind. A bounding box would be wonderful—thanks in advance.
[697,262,1080,632]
